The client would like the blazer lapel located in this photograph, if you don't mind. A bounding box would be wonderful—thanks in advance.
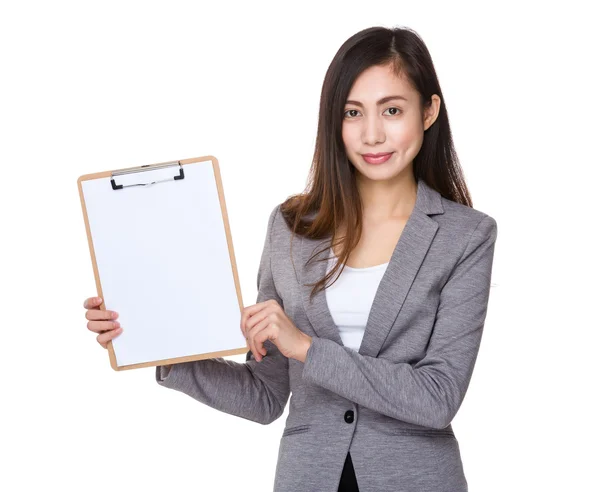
[296,178,444,358]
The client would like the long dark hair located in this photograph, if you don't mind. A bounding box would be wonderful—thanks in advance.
[281,26,472,301]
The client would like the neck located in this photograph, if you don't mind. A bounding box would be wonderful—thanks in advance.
[356,171,417,222]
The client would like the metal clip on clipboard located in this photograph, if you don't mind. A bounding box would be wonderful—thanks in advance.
[110,160,185,190]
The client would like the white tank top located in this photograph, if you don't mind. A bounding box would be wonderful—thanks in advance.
[325,248,389,351]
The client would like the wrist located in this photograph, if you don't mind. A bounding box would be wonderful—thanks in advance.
[296,334,313,363]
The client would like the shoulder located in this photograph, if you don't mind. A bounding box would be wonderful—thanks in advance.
[266,202,296,236]
[265,203,285,232]
[438,196,498,245]
[262,203,295,253]
[266,203,281,226]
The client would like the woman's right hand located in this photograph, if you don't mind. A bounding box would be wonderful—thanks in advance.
[83,296,122,349]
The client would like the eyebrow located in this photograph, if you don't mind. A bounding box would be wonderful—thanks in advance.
[345,95,408,107]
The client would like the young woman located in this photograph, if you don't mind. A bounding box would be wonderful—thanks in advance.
[83,26,498,492]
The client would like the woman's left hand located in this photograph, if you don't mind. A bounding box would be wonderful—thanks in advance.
[240,299,312,362]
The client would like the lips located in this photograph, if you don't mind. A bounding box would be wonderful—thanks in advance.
[362,152,393,164]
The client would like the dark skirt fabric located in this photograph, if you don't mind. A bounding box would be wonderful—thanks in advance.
[337,452,359,491]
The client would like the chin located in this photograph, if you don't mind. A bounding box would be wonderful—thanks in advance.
[357,168,397,182]
[355,161,410,182]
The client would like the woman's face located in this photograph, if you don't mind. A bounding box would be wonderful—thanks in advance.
[342,64,439,184]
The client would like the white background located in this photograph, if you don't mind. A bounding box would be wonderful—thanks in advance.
[1,1,598,491]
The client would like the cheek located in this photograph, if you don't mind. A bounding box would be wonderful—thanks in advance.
[388,121,423,150]
[341,124,355,148]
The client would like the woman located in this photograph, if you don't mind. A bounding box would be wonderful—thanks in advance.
[83,26,498,492]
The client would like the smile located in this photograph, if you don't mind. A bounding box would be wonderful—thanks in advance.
[362,153,393,164]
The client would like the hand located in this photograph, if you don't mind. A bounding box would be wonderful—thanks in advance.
[83,296,122,349]
[240,299,312,362]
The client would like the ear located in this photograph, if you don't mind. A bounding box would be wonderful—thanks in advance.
[423,94,441,131]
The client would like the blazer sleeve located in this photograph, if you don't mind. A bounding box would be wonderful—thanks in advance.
[155,204,291,426]
[301,215,498,429]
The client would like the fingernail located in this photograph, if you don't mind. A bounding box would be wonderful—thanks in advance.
[97,297,102,303]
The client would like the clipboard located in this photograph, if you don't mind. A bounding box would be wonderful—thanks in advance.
[77,155,248,371]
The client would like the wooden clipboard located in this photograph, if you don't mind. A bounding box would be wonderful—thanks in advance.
[77,155,248,371]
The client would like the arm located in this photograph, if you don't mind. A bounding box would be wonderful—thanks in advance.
[301,215,498,429]
[156,205,290,425]
[157,365,172,379]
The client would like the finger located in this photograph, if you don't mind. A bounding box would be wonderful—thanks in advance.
[247,320,264,362]
[254,325,271,357]
[247,325,259,361]
[83,296,103,310]
[253,310,278,355]
[242,302,276,338]
[86,309,119,321]
[87,319,121,334]
[251,322,270,357]
[240,302,268,337]
[247,315,273,361]
[240,301,270,338]
[96,327,123,349]
[243,311,266,353]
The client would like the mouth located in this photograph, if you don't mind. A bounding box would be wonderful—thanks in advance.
[361,152,394,164]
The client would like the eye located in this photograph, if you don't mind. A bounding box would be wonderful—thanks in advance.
[343,107,403,119]
[384,107,402,116]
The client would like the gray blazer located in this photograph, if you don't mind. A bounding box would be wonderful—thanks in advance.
[156,177,498,492]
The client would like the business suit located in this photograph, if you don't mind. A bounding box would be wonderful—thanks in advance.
[156,177,498,492]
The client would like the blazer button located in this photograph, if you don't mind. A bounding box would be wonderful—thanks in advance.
[344,410,354,423]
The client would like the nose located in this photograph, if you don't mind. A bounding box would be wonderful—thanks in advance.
[361,113,385,146]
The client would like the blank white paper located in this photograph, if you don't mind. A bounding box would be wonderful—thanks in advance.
[81,160,245,366]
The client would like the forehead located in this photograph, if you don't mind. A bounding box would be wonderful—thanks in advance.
[346,64,415,103]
